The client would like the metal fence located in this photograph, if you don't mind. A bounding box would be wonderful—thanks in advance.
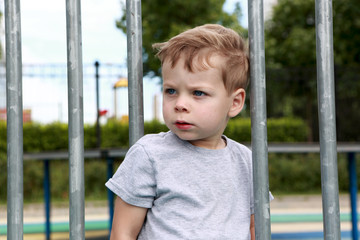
[5,0,340,240]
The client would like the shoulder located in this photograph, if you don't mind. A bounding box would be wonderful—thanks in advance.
[137,131,173,144]
[135,131,179,149]
[223,136,252,165]
[129,131,185,156]
[225,136,251,155]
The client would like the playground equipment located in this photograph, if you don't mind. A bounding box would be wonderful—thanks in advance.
[4,0,343,239]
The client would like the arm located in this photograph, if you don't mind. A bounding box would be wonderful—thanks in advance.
[110,196,148,240]
[250,214,255,240]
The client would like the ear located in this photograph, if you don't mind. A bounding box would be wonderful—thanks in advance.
[228,88,246,118]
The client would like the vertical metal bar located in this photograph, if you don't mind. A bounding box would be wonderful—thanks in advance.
[65,0,85,239]
[44,159,51,240]
[126,0,144,145]
[315,0,341,239]
[248,0,271,239]
[348,152,358,240]
[95,61,101,148]
[5,0,24,239]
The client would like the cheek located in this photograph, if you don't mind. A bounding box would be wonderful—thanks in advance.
[196,102,229,122]
[195,107,218,121]
[162,102,171,118]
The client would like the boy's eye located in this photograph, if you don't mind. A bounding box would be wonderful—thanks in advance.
[165,88,176,95]
[193,90,206,97]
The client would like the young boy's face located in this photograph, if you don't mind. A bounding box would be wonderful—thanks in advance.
[162,54,244,149]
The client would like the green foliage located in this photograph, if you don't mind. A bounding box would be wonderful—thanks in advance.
[335,67,360,141]
[225,118,309,143]
[332,0,360,66]
[265,0,360,67]
[144,120,169,135]
[267,118,309,142]
[84,124,97,149]
[0,118,351,202]
[269,153,322,193]
[0,122,6,153]
[265,0,316,68]
[116,0,246,77]
[0,153,6,201]
[264,0,360,141]
[224,118,251,142]
[269,152,355,195]
[100,120,129,148]
[23,161,44,201]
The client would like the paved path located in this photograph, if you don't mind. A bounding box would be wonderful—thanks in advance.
[1,194,358,239]
[271,194,356,234]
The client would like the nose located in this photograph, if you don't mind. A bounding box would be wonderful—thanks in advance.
[175,104,188,112]
[174,97,188,112]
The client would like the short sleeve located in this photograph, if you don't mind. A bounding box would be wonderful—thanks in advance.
[105,143,156,208]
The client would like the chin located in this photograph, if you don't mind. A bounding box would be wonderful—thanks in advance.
[172,131,198,141]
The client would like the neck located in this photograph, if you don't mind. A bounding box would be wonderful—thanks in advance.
[188,137,226,149]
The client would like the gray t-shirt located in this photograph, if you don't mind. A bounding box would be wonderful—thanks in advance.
[106,131,254,240]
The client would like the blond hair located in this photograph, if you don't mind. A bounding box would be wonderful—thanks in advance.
[153,24,249,93]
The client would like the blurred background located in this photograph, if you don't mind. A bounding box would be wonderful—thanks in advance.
[0,0,358,142]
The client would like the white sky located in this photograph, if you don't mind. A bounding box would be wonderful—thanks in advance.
[0,0,275,124]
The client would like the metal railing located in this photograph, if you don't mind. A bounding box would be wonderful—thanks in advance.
[5,0,341,239]
[17,144,360,240]
[248,0,340,239]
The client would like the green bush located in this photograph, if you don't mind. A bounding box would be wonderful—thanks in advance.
[39,122,69,151]
[101,121,129,148]
[144,120,169,135]
[1,117,352,202]
[224,118,252,142]
[0,154,6,201]
[224,117,309,143]
[268,118,309,142]
[269,152,356,195]
[269,153,322,193]
[0,122,7,153]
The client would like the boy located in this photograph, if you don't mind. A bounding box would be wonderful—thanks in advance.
[106,24,254,239]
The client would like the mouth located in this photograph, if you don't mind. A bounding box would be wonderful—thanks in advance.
[174,121,193,130]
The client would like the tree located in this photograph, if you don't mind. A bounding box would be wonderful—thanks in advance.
[265,0,360,67]
[264,0,360,141]
[116,0,246,78]
[332,1,360,66]
[265,0,317,68]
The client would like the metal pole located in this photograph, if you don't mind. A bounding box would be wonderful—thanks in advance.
[5,0,24,239]
[66,0,85,239]
[348,152,358,240]
[126,0,144,145]
[95,61,101,148]
[315,0,341,239]
[44,160,51,240]
[248,0,271,239]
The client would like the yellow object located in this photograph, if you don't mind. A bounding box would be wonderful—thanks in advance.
[120,115,129,123]
[114,78,128,88]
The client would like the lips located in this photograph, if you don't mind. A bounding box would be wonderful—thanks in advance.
[175,121,193,130]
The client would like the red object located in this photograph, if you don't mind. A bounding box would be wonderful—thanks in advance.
[0,108,32,123]
[99,109,108,117]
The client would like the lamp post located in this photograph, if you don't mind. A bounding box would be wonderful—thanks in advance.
[95,61,100,148]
